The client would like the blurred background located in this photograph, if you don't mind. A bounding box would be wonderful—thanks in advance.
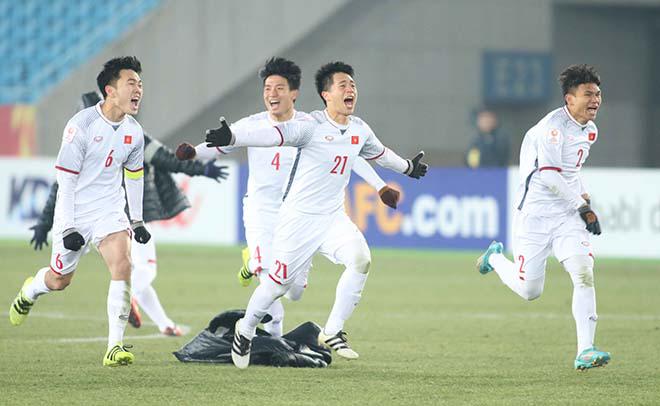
[1,0,659,258]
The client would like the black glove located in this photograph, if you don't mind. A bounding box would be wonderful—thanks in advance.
[63,228,85,251]
[203,160,230,182]
[405,151,428,179]
[578,204,601,235]
[378,186,400,209]
[29,224,49,251]
[132,221,152,244]
[205,117,234,147]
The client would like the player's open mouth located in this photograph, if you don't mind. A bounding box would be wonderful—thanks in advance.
[344,96,354,108]
[269,100,280,109]
[587,106,598,114]
[130,98,140,109]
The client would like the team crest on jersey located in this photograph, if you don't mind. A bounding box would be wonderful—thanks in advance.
[325,135,334,142]
[351,136,359,144]
[94,135,103,142]
[588,132,596,141]
[63,126,76,143]
[548,128,560,144]
[124,135,133,144]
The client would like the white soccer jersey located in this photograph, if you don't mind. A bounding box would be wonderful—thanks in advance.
[54,102,144,228]
[516,106,598,216]
[275,110,387,215]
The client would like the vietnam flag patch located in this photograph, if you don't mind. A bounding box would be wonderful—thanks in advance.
[588,132,596,141]
[351,135,359,144]
[124,135,133,144]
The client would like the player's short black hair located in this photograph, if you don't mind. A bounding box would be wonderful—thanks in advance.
[558,64,600,96]
[97,56,142,98]
[259,57,301,90]
[315,62,354,105]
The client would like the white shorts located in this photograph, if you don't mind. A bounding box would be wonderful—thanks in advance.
[267,208,368,286]
[513,210,594,281]
[49,211,130,275]
[244,213,309,289]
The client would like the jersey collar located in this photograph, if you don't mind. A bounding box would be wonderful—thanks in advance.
[96,102,126,127]
[323,109,350,131]
[268,109,297,126]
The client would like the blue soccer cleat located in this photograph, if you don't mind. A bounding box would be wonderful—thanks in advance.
[476,241,503,275]
[574,347,611,370]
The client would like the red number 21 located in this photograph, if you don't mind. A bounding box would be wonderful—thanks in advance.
[274,260,288,280]
[330,155,348,174]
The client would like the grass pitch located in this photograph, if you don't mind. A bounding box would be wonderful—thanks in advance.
[1,241,659,405]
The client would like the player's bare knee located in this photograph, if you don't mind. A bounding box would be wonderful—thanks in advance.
[563,256,595,288]
[46,272,72,291]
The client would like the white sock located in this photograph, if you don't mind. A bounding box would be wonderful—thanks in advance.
[263,299,284,337]
[133,285,174,331]
[324,270,368,336]
[239,279,285,340]
[23,267,51,301]
[564,256,598,355]
[107,280,131,348]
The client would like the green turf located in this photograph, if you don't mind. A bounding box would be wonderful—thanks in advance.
[1,240,659,405]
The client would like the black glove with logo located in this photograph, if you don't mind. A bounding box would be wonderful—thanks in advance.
[578,204,601,235]
[63,228,85,251]
[203,160,230,182]
[29,224,49,250]
[405,151,428,179]
[132,221,152,244]
[205,117,234,147]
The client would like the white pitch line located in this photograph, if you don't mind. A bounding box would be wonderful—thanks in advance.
[50,333,167,344]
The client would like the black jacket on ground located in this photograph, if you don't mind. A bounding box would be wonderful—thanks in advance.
[173,309,332,368]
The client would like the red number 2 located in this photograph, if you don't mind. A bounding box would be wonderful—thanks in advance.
[517,255,525,281]
[576,149,584,167]
[330,155,348,174]
[271,153,280,171]
[105,149,114,167]
[274,260,288,280]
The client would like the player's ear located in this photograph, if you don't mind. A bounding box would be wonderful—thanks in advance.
[291,89,299,102]
[321,90,331,104]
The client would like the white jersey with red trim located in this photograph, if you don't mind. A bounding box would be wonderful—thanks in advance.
[275,110,386,215]
[515,106,598,216]
[54,102,144,225]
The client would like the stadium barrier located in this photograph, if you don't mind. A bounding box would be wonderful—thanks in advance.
[1,158,658,258]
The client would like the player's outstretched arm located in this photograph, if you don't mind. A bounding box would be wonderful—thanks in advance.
[205,117,311,148]
[352,157,400,209]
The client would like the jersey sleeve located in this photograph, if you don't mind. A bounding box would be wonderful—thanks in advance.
[55,122,87,174]
[536,126,564,171]
[232,120,315,148]
[124,129,145,222]
[352,157,386,191]
[359,125,386,160]
[360,128,409,174]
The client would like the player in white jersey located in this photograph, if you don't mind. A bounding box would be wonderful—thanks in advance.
[9,57,151,367]
[476,64,610,370]
[204,61,428,369]
[176,58,396,337]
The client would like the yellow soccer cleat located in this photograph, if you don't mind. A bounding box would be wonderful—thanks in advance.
[9,277,34,326]
[237,247,253,287]
[103,344,135,367]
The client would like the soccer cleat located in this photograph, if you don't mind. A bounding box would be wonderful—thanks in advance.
[9,277,34,326]
[231,319,252,369]
[237,247,253,287]
[128,297,142,328]
[162,325,184,337]
[476,241,503,275]
[103,344,134,367]
[574,347,611,370]
[318,330,359,360]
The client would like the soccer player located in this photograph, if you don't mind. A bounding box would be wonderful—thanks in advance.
[177,57,397,338]
[204,61,428,368]
[476,64,610,370]
[9,57,150,367]
[29,91,229,337]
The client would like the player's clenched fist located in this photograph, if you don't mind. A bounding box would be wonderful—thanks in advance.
[131,221,151,244]
[578,204,601,235]
[205,117,234,147]
[175,142,196,160]
[378,186,400,209]
[62,228,85,251]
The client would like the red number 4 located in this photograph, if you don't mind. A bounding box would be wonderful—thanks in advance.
[330,155,348,174]
[271,152,280,171]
